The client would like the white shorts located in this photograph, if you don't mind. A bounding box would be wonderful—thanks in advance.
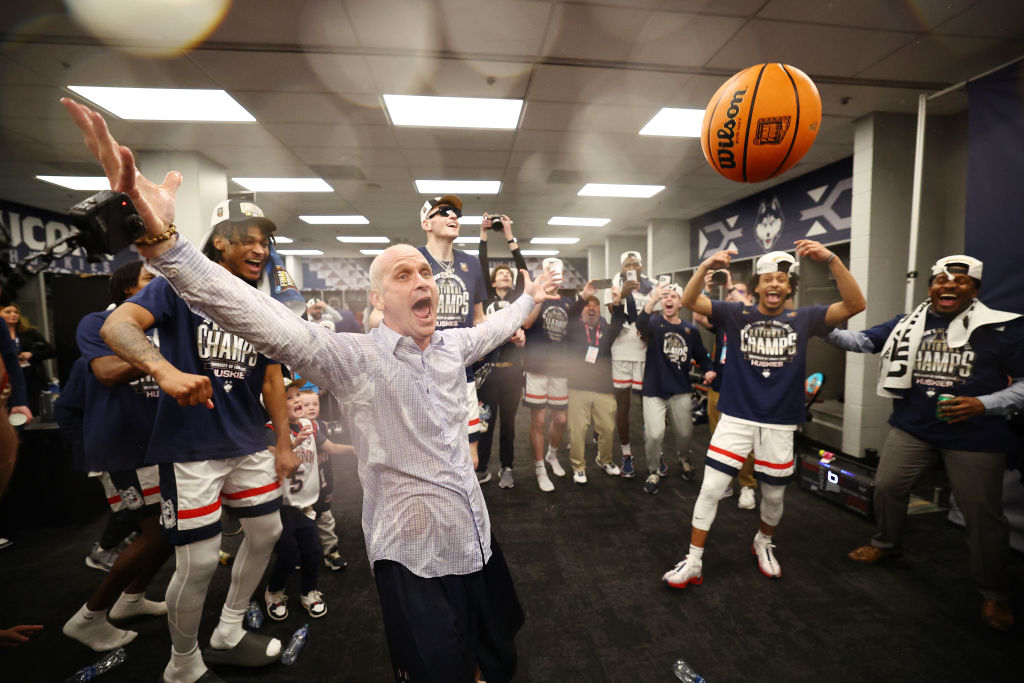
[524,372,568,408]
[705,414,795,485]
[611,360,644,392]
[466,380,481,440]
[158,450,282,545]
[100,465,161,515]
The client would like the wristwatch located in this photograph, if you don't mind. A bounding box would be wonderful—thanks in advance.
[507,237,517,244]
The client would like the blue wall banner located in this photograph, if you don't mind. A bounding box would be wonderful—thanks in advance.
[1,196,137,276]
[690,157,852,265]
[965,61,1024,315]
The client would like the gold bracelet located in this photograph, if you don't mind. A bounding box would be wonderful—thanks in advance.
[134,224,177,246]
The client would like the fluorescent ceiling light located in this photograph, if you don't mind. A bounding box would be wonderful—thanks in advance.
[460,249,479,256]
[531,237,580,245]
[233,178,333,192]
[36,175,108,190]
[274,236,294,244]
[360,249,386,255]
[415,180,501,195]
[67,85,255,122]
[453,236,480,244]
[336,236,389,244]
[276,249,323,256]
[300,215,368,225]
[459,216,484,225]
[578,183,665,198]
[383,94,523,129]
[520,249,560,256]
[639,107,704,137]
[548,216,610,227]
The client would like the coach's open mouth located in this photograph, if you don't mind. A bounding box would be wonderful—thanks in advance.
[412,295,433,320]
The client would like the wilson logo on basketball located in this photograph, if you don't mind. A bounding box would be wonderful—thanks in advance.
[754,117,791,145]
[715,88,747,169]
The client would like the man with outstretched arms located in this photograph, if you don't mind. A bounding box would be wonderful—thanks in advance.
[64,97,560,683]
[661,241,864,589]
[827,255,1023,632]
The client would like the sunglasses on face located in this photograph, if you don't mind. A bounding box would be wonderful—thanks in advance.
[428,205,462,219]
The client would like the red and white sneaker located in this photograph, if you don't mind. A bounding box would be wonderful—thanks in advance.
[661,556,703,589]
[752,534,782,578]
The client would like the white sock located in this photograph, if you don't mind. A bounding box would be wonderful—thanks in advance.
[621,443,632,456]
[109,592,167,620]
[63,603,137,652]
[546,445,558,459]
[164,645,206,683]
[688,544,704,561]
[755,530,772,544]
[535,460,546,471]
[209,604,246,650]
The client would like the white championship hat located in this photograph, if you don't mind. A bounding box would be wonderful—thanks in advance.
[620,250,642,266]
[755,251,797,275]
[664,283,684,298]
[931,254,983,281]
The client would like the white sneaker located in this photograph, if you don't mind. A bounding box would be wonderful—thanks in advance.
[573,469,588,485]
[662,556,703,589]
[498,467,514,489]
[537,469,554,492]
[545,451,566,477]
[264,588,288,621]
[601,462,621,476]
[738,486,756,510]
[752,534,782,578]
[301,589,327,618]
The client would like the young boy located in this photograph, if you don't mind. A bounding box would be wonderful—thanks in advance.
[633,283,714,495]
[300,389,353,572]
[264,383,327,620]
[662,242,864,587]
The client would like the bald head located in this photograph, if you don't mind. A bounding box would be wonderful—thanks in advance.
[367,244,439,349]
[369,244,423,293]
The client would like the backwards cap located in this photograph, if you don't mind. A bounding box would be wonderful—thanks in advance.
[931,254,982,281]
[664,283,684,298]
[620,250,642,267]
[755,251,797,275]
[419,194,463,223]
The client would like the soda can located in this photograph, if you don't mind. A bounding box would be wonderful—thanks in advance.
[936,394,955,421]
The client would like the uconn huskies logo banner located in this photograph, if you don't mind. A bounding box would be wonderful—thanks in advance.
[965,61,1024,315]
[690,157,852,265]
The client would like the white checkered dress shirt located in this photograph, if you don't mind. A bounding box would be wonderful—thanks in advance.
[150,237,535,577]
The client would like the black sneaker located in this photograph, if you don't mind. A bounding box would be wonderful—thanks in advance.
[643,473,660,495]
[679,457,696,481]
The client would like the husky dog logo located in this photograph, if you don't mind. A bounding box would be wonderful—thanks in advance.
[161,499,176,529]
[119,486,143,510]
[754,197,784,251]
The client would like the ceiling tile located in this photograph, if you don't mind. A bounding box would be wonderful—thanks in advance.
[365,55,532,98]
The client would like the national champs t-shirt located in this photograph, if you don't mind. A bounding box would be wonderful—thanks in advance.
[76,309,161,472]
[859,312,1024,453]
[126,276,277,463]
[710,300,830,425]
[524,297,574,377]
[419,246,487,379]
[636,311,712,399]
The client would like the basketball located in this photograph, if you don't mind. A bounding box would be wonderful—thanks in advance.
[700,63,822,183]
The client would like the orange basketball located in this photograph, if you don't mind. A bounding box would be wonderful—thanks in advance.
[700,63,822,183]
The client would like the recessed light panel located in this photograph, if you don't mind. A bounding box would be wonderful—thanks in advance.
[639,108,704,137]
[300,215,368,224]
[383,94,523,129]
[36,175,109,190]
[415,180,501,195]
[336,236,390,244]
[233,178,333,192]
[548,217,610,227]
[578,183,665,198]
[67,86,255,122]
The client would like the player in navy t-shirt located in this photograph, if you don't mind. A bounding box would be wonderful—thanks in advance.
[662,241,864,590]
[60,261,174,653]
[827,255,1023,631]
[633,283,713,495]
[101,200,298,682]
[418,195,489,472]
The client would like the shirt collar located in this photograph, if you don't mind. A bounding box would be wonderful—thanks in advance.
[373,320,444,356]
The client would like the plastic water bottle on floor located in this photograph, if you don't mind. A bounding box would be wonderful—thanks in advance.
[672,658,706,683]
[66,648,126,681]
[280,623,309,666]
[244,600,264,630]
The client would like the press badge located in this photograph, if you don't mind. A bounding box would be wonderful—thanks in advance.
[585,346,599,363]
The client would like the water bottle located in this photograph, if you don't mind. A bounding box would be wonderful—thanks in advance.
[672,659,706,683]
[66,648,126,682]
[244,600,264,630]
[280,623,309,666]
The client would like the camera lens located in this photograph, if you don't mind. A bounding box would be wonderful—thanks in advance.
[489,215,504,231]
[711,270,728,285]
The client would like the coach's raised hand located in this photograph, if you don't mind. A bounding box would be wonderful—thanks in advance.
[61,97,182,256]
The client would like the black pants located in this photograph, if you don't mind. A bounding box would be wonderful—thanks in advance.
[268,506,321,594]
[374,536,524,683]
[477,365,523,471]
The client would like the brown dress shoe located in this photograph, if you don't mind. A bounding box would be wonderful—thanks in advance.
[848,544,902,563]
[981,600,1015,631]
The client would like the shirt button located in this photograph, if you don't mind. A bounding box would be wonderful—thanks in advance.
[166,267,179,277]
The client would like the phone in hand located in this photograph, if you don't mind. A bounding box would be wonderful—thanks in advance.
[626,270,638,282]
[658,274,671,286]
[590,278,614,289]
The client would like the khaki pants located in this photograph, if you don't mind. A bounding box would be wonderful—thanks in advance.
[568,389,617,471]
[707,389,756,489]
